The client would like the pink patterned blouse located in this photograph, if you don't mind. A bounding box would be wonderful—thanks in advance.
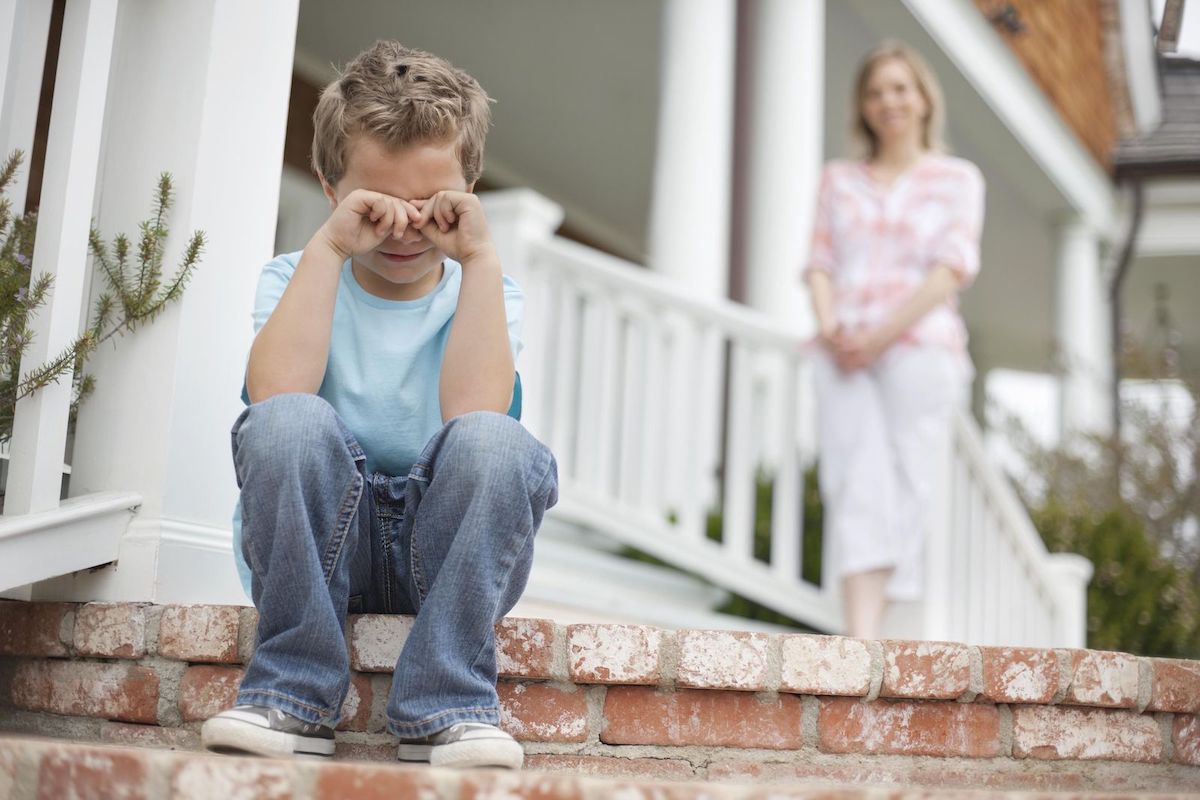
[804,154,986,355]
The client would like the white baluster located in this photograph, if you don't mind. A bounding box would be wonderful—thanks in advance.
[770,356,802,582]
[723,342,756,564]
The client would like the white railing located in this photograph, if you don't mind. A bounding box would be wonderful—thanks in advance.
[0,0,141,596]
[499,195,1089,645]
[522,235,839,629]
[928,415,1093,647]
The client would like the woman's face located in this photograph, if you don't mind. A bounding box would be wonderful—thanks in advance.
[860,57,929,147]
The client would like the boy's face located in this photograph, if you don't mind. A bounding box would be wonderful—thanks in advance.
[324,135,472,301]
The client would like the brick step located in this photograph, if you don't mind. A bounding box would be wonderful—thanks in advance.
[1,601,1198,795]
[0,735,1194,800]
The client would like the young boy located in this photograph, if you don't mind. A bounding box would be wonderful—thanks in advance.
[200,41,558,770]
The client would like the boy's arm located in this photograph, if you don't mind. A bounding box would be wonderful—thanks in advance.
[245,235,344,403]
[412,191,515,421]
[246,190,419,403]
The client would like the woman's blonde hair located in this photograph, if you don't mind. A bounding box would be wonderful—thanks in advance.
[852,41,946,158]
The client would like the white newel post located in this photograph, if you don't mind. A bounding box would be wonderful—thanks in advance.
[479,189,565,438]
[1055,217,1113,441]
[1046,552,1093,649]
[0,0,54,214]
[32,0,298,604]
[646,0,736,298]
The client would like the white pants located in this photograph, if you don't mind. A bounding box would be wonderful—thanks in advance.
[813,346,965,601]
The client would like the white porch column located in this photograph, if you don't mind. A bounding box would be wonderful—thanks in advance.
[1055,217,1113,440]
[741,0,823,333]
[33,0,298,604]
[646,0,736,299]
[0,0,54,213]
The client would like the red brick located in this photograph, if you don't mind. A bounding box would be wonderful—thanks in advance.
[170,756,296,798]
[496,617,557,679]
[593,781,732,800]
[1149,658,1200,713]
[1175,714,1200,766]
[178,665,243,722]
[73,603,147,659]
[158,605,241,663]
[0,601,73,658]
[706,760,1086,793]
[880,641,970,700]
[818,697,1001,758]
[458,771,585,800]
[1012,704,1163,762]
[348,614,413,672]
[337,672,373,732]
[779,634,871,696]
[1063,649,1139,708]
[676,630,770,691]
[567,624,661,684]
[37,744,150,800]
[525,754,697,782]
[498,681,589,742]
[11,660,159,723]
[313,763,440,800]
[602,687,803,750]
[100,721,201,750]
[980,646,1060,704]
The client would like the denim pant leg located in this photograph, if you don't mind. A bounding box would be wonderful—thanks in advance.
[232,393,370,725]
[385,411,559,737]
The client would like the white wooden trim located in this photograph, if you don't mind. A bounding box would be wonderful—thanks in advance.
[31,516,249,605]
[901,0,1117,230]
[1119,0,1163,134]
[0,491,140,591]
[1136,206,1200,256]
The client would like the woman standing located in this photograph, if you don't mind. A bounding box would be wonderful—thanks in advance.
[804,42,985,639]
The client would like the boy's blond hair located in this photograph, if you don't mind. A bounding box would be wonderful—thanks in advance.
[312,41,492,186]
[851,40,946,158]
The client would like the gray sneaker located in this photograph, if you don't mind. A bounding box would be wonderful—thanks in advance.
[201,705,336,759]
[397,722,523,769]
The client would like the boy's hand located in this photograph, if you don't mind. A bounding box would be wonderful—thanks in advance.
[411,191,496,265]
[318,189,421,260]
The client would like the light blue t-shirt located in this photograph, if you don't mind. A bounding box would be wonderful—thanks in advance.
[231,251,524,596]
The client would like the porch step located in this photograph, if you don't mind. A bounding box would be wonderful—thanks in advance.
[3,735,1190,800]
[0,601,1198,796]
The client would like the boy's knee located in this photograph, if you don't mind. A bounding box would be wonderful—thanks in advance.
[235,393,343,461]
[440,411,552,482]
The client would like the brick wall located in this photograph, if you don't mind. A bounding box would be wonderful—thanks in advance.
[974,0,1120,168]
[2,601,1199,794]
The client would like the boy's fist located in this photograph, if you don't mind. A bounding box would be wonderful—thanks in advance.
[411,191,495,266]
[319,189,421,260]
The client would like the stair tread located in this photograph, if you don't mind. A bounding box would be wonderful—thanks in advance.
[0,734,1194,800]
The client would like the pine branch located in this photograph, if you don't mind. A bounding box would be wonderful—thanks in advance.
[0,151,22,195]
[14,333,97,402]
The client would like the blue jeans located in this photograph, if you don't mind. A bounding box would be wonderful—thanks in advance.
[231,394,558,738]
